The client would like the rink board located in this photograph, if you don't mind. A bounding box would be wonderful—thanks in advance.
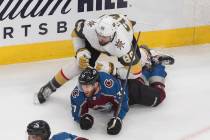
[0,25,210,65]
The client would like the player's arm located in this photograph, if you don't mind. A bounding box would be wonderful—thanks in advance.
[71,87,94,130]
[101,73,129,119]
[95,48,142,77]
[107,79,129,120]
[118,46,142,76]
[106,89,129,135]
[95,60,117,75]
[71,19,92,70]
[71,19,86,51]
[115,14,142,77]
[71,87,87,122]
[114,89,129,120]
[102,74,129,135]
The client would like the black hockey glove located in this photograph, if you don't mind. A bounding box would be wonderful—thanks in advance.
[107,117,122,135]
[80,114,94,130]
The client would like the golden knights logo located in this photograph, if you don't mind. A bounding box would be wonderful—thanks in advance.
[87,20,96,27]
[115,39,125,50]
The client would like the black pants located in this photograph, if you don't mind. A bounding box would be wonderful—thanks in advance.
[127,79,166,107]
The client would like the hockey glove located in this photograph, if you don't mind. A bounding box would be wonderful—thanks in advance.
[107,117,122,135]
[34,81,57,104]
[76,48,91,70]
[80,114,94,130]
[95,60,116,75]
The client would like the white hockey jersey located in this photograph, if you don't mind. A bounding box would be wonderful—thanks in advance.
[72,14,142,78]
[73,14,134,57]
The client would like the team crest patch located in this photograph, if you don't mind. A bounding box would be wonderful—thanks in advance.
[115,39,125,50]
[72,88,79,98]
[87,20,96,27]
[104,79,114,88]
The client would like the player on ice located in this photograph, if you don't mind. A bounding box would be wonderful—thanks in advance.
[70,66,167,135]
[34,13,174,104]
[27,120,88,140]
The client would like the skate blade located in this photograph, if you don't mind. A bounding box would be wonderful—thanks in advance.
[33,92,41,104]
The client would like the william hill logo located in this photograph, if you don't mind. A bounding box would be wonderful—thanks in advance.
[0,0,127,40]
[0,0,128,21]
[0,0,72,21]
[78,0,128,12]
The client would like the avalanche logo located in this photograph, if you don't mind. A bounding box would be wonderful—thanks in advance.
[104,79,114,88]
[72,88,79,98]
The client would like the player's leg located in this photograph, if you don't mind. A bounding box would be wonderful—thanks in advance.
[139,44,175,66]
[127,79,165,106]
[34,60,82,104]
[128,64,167,107]
[35,42,101,104]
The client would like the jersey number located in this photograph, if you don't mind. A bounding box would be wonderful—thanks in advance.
[110,14,131,32]
[122,51,135,64]
[72,105,77,112]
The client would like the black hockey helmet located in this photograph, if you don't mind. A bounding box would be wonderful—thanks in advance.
[79,67,99,85]
[27,120,51,140]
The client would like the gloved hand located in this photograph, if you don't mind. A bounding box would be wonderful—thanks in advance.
[107,117,122,135]
[95,60,116,75]
[76,48,91,70]
[34,81,56,104]
[80,114,94,130]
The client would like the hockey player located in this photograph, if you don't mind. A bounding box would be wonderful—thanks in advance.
[71,67,129,135]
[71,65,167,135]
[34,13,174,106]
[34,13,142,104]
[27,120,88,140]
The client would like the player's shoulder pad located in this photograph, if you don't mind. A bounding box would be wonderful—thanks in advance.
[98,72,121,95]
[74,19,86,39]
[71,86,85,104]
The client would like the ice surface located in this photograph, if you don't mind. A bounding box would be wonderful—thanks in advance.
[1,44,210,140]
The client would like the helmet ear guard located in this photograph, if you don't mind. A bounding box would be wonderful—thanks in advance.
[27,120,51,140]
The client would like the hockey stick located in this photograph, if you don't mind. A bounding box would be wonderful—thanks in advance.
[115,31,141,119]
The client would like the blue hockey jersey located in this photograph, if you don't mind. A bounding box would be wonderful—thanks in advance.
[71,72,129,123]
[51,132,87,140]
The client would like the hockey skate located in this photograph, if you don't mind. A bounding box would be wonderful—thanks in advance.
[34,82,56,104]
[139,44,175,66]
[151,52,175,65]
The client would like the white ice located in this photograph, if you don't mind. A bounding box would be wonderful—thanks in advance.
[1,44,210,140]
